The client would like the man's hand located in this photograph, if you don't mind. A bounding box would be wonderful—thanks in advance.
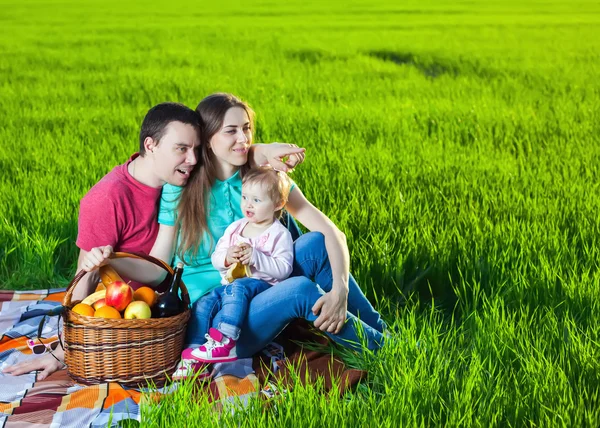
[2,348,66,381]
[81,245,113,272]
[251,143,306,172]
[311,286,349,334]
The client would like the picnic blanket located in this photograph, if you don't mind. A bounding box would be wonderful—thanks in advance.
[0,289,365,427]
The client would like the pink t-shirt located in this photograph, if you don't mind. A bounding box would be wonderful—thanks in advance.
[211,218,294,286]
[76,153,161,268]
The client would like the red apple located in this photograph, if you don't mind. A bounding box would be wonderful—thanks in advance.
[124,301,152,320]
[93,298,107,311]
[105,281,133,312]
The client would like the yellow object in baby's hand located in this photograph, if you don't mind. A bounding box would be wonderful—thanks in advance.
[225,262,252,283]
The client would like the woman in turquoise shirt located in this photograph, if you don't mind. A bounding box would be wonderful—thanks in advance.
[161,93,385,356]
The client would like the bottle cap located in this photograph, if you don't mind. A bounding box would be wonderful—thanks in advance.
[176,262,184,269]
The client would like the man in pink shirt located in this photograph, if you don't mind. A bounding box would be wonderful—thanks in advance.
[74,102,202,298]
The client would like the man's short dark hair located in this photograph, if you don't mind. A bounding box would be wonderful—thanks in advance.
[139,102,201,156]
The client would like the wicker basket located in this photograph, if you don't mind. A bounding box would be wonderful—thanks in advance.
[62,252,191,387]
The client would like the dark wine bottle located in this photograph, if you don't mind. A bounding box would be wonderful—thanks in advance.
[154,262,185,318]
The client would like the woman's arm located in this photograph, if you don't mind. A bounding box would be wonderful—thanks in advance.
[80,224,178,287]
[285,187,349,335]
[249,143,306,172]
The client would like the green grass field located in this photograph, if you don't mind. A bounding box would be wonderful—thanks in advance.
[2,0,600,425]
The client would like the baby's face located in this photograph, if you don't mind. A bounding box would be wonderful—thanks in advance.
[241,182,278,226]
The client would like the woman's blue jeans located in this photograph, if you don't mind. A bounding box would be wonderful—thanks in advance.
[186,232,386,355]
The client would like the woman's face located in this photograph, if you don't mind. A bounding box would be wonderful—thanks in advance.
[209,106,252,169]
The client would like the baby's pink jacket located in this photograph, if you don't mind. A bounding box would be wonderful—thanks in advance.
[211,218,294,285]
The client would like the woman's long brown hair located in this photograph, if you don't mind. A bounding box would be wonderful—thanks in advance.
[176,93,255,262]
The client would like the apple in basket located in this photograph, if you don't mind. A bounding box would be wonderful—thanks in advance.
[92,298,107,311]
[124,301,152,320]
[105,281,133,312]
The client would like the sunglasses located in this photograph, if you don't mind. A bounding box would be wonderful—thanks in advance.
[27,339,60,355]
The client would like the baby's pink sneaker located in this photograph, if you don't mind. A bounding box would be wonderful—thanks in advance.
[190,328,237,363]
[172,348,212,381]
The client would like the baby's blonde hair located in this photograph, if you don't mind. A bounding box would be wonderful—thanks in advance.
[242,166,292,219]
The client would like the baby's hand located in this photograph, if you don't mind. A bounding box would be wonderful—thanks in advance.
[81,245,113,272]
[238,244,253,266]
[226,245,242,266]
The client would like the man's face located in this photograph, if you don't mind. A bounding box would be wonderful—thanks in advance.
[149,121,200,187]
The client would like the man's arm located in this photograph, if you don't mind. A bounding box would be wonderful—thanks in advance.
[71,249,102,301]
[78,224,178,287]
[2,244,111,378]
[0,247,100,378]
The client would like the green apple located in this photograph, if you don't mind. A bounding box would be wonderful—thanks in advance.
[123,300,152,320]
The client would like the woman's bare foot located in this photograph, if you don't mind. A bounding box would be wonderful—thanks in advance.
[2,347,66,381]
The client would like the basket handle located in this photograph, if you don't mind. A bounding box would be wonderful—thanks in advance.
[63,251,191,309]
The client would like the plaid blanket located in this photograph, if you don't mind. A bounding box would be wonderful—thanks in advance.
[0,289,365,427]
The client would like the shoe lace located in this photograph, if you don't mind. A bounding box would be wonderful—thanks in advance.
[180,359,194,368]
[174,359,193,374]
[203,333,220,350]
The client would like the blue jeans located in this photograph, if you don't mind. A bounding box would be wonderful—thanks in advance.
[186,232,386,354]
[290,231,386,334]
[186,278,270,344]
